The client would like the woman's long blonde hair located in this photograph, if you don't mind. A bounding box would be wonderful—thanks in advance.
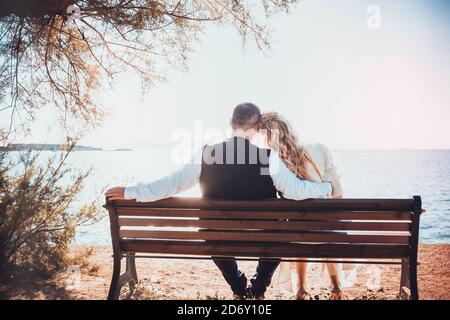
[258,112,314,181]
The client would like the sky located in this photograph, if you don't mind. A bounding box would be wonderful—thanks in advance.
[15,0,450,150]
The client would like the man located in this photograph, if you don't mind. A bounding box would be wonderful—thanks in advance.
[106,103,333,299]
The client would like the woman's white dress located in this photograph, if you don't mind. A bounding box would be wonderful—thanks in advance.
[277,143,357,293]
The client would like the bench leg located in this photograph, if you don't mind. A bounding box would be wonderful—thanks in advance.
[108,253,139,300]
[127,253,138,285]
[108,255,122,300]
[409,256,419,300]
[119,253,138,297]
[399,258,411,300]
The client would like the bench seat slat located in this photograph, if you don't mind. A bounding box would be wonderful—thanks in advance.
[116,208,412,221]
[118,217,411,231]
[120,239,410,259]
[118,230,410,244]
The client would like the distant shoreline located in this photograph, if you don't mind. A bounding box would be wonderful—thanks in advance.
[0,144,132,152]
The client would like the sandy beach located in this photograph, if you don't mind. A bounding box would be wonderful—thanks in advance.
[0,244,448,300]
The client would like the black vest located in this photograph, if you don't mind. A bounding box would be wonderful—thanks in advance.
[199,137,277,200]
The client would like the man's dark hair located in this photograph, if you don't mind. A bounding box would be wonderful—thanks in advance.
[231,103,261,130]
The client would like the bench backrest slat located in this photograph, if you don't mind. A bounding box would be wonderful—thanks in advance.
[118,218,412,232]
[111,198,415,211]
[109,198,414,211]
[116,208,412,220]
[119,230,410,244]
[120,239,410,259]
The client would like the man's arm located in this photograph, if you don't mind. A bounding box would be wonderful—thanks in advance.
[106,149,202,202]
[269,151,332,200]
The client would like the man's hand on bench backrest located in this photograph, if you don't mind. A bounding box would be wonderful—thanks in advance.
[106,187,125,199]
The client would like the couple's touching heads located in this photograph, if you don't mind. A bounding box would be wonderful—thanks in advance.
[106,102,345,299]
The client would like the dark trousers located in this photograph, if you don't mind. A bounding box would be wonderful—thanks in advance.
[212,257,280,295]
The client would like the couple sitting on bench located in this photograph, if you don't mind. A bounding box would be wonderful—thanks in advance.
[106,102,345,300]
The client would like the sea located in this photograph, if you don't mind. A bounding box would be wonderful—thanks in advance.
[12,148,450,244]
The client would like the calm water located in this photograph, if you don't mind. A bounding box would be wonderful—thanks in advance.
[29,149,450,244]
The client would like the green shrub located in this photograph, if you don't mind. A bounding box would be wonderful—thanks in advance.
[0,144,99,279]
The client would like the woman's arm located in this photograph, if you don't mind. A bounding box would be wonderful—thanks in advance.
[269,151,333,200]
[320,144,343,198]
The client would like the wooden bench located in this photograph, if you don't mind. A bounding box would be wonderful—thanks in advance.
[104,196,423,300]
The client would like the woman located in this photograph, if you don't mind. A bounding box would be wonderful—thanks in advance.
[258,112,353,300]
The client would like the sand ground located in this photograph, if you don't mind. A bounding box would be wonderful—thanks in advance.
[1,244,449,300]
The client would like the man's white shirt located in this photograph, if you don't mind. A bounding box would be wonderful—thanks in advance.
[125,148,332,202]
